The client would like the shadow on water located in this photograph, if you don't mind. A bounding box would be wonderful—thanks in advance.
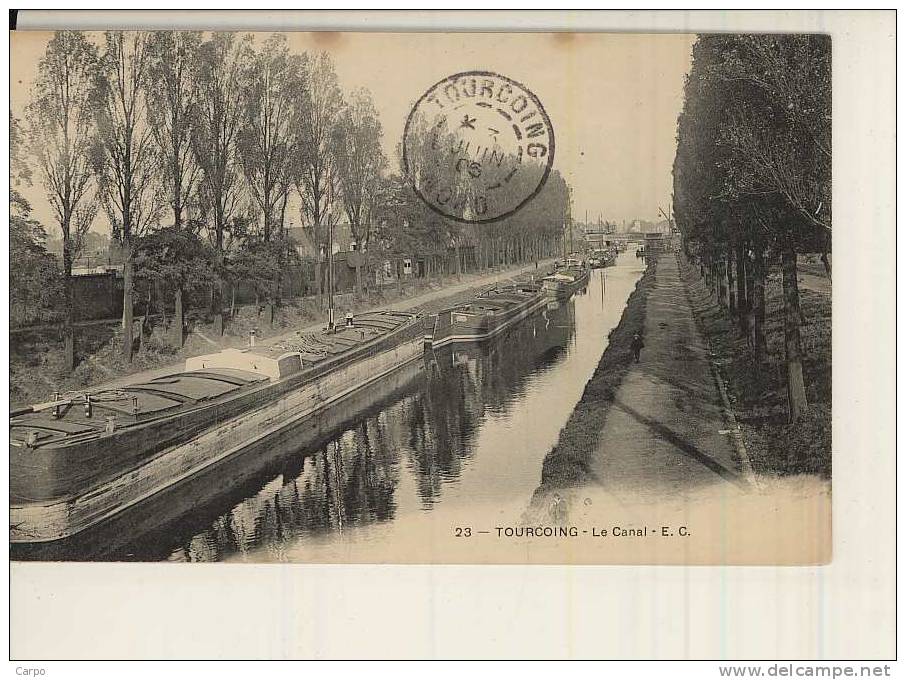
[13,301,578,562]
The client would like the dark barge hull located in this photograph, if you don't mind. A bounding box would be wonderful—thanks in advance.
[541,268,591,300]
[10,314,425,543]
[11,356,427,561]
[429,290,548,348]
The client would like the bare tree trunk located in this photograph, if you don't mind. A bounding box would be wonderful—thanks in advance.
[753,244,767,360]
[726,248,737,315]
[736,241,748,334]
[364,249,372,296]
[211,248,224,336]
[173,287,184,348]
[212,284,223,336]
[316,260,324,310]
[122,248,134,362]
[742,242,755,343]
[140,287,151,353]
[781,243,808,423]
[717,258,728,308]
[62,233,75,372]
[455,241,462,280]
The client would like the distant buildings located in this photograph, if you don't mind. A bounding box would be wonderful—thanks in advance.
[284,223,358,260]
[577,216,679,253]
[626,218,672,235]
[580,221,615,249]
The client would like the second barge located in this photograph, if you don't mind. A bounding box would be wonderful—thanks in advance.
[541,264,591,300]
[427,281,548,349]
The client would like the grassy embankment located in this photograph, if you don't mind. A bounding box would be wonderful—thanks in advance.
[534,262,656,496]
[680,257,831,478]
[10,263,550,408]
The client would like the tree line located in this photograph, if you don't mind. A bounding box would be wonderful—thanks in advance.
[13,30,571,370]
[672,34,831,423]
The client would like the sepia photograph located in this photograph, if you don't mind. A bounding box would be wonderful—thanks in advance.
[8,27,833,564]
[6,8,896,664]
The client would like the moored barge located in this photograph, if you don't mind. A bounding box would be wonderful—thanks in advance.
[428,281,548,348]
[10,311,425,543]
[588,249,616,269]
[541,264,591,300]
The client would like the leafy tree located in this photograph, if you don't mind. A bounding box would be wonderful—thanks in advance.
[673,34,831,423]
[373,172,446,278]
[26,31,99,369]
[717,35,831,234]
[11,112,63,327]
[133,226,216,347]
[237,33,303,241]
[10,110,31,192]
[10,214,63,328]
[192,33,248,335]
[146,30,203,228]
[92,31,162,362]
[715,35,831,423]
[335,88,386,294]
[296,52,345,308]
[227,235,301,325]
[391,116,473,279]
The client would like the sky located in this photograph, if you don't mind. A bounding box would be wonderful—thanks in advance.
[10,31,695,233]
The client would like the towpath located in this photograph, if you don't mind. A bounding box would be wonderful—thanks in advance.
[81,258,557,392]
[587,254,748,501]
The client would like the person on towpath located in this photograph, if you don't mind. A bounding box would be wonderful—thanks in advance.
[630,332,645,363]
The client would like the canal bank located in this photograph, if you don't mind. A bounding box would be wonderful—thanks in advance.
[679,252,832,478]
[533,259,655,496]
[525,252,831,565]
[534,253,749,504]
[11,257,559,407]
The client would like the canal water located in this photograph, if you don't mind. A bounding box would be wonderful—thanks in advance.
[17,253,645,562]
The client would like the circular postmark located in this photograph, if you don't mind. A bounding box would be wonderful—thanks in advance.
[402,70,555,224]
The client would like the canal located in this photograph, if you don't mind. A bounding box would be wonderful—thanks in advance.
[16,253,645,562]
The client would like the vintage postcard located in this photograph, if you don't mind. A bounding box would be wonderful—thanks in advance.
[8,7,900,665]
[9,27,832,569]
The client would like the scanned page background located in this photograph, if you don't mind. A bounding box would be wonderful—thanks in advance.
[7,10,895,659]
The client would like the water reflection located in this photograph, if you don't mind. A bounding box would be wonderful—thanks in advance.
[413,306,574,508]
[13,256,644,562]
[171,303,576,562]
